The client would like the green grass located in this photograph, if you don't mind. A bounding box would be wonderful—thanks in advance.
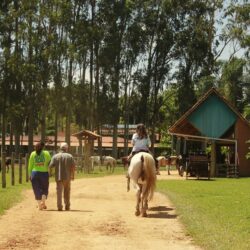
[0,165,126,215]
[0,166,30,215]
[157,178,250,250]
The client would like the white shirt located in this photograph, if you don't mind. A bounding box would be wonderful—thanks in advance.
[132,133,151,152]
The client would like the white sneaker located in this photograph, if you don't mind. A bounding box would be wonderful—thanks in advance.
[41,195,47,209]
[37,200,43,210]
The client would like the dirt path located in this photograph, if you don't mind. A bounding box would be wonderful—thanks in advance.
[0,171,201,250]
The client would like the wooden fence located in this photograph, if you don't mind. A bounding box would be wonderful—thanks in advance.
[0,152,29,188]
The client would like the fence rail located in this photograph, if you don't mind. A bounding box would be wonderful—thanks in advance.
[0,152,29,188]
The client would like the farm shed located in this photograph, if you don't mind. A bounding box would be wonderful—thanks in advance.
[168,87,250,177]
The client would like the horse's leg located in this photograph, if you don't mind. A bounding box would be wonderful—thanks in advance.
[127,176,130,192]
[135,185,142,216]
[99,161,102,171]
[109,163,111,172]
[141,185,148,217]
[167,165,171,175]
[177,164,182,176]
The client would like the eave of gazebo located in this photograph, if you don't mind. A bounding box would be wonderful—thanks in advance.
[72,130,101,141]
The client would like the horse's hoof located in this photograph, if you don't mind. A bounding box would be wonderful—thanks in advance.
[141,212,147,217]
[135,210,140,216]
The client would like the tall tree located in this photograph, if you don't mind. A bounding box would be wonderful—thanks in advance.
[175,0,223,115]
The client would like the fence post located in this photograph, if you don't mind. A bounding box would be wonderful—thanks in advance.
[1,152,6,188]
[25,153,29,182]
[19,153,22,184]
[11,152,15,186]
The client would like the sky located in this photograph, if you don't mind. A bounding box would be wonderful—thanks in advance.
[215,0,246,61]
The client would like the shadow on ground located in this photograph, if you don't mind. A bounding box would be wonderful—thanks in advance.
[147,206,177,219]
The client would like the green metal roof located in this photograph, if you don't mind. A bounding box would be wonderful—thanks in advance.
[188,94,237,138]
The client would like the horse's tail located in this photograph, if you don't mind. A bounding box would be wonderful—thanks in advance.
[141,154,156,201]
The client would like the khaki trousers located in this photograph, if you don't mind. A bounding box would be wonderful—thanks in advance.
[56,180,71,210]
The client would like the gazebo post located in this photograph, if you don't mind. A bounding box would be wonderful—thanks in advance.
[72,130,102,174]
[235,141,238,177]
[78,137,83,156]
[84,139,91,173]
[171,135,174,154]
[183,139,187,155]
[98,137,102,158]
[77,137,83,172]
[210,141,216,177]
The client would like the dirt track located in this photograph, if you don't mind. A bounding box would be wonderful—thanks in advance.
[0,171,201,250]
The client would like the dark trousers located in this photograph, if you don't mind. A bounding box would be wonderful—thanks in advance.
[31,172,49,200]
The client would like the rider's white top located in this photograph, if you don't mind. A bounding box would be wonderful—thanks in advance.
[131,133,151,152]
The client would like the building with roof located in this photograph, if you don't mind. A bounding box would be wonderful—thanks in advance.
[168,87,250,177]
[2,125,165,159]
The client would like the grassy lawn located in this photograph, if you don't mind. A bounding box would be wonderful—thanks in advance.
[0,166,30,215]
[157,177,250,250]
[0,165,126,216]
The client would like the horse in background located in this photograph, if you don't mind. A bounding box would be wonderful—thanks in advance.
[90,155,116,172]
[157,156,170,175]
[103,156,116,173]
[121,156,129,170]
[127,152,156,217]
[90,156,102,171]
[0,158,11,173]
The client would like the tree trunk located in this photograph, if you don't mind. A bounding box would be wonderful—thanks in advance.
[123,80,129,156]
[54,111,58,151]
[65,59,73,146]
[28,109,34,154]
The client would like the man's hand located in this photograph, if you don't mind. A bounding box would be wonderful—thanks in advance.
[71,165,75,181]
[49,170,52,177]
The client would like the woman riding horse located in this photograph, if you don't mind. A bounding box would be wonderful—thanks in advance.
[128,124,159,173]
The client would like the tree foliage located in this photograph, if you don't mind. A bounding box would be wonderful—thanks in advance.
[0,0,249,156]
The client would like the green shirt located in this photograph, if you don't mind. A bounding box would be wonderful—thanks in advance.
[28,150,51,175]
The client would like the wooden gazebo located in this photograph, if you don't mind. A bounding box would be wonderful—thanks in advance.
[72,130,101,172]
[168,87,250,177]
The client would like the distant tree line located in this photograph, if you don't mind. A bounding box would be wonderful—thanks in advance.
[0,0,249,157]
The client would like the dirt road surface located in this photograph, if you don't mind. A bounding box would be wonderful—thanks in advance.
[0,171,201,250]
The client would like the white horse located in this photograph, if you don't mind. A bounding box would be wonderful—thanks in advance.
[90,156,101,171]
[127,152,156,217]
[157,156,169,175]
[90,155,116,172]
[103,156,116,173]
